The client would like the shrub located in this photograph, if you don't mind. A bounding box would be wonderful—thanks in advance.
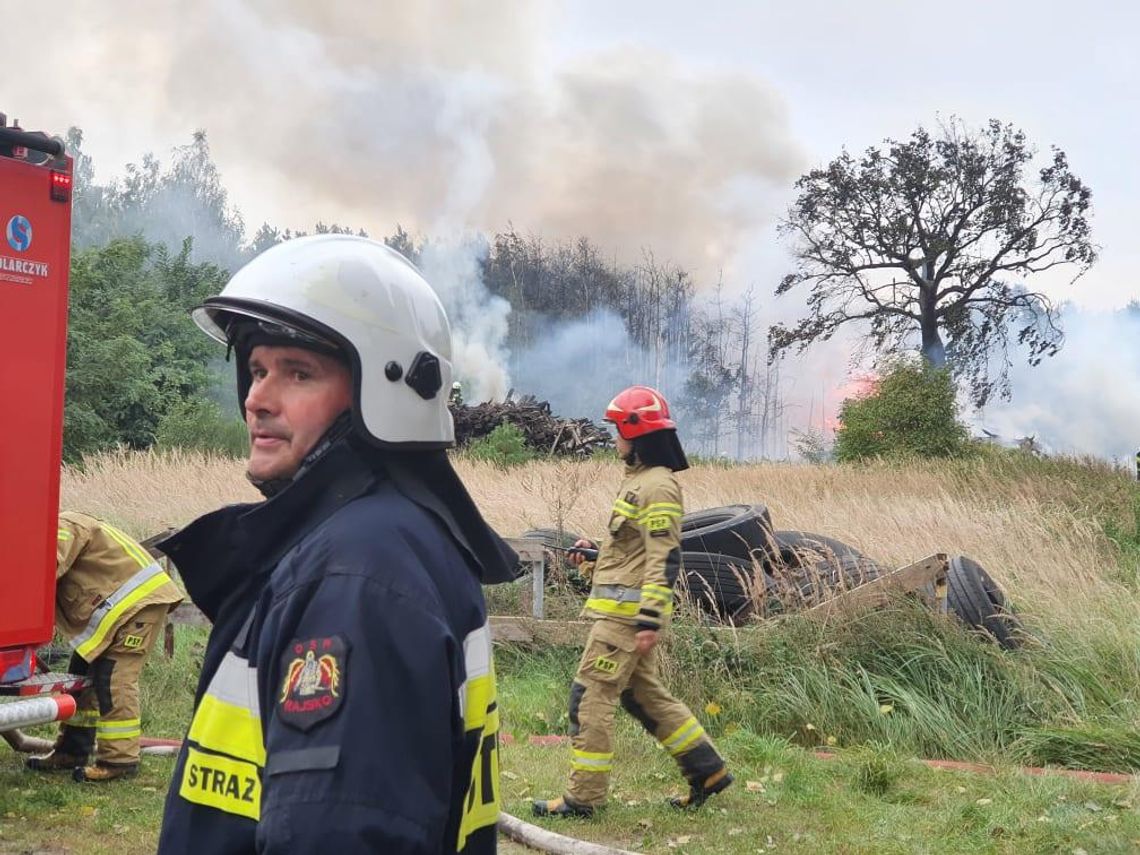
[834,360,971,461]
[155,396,249,457]
[466,422,535,468]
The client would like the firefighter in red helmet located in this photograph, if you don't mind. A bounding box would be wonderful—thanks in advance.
[533,386,732,817]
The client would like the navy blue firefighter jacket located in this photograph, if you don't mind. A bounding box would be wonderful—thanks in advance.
[156,440,500,854]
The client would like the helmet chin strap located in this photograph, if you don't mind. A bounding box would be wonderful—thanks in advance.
[247,410,355,499]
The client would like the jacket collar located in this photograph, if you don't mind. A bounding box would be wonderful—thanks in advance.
[156,440,378,621]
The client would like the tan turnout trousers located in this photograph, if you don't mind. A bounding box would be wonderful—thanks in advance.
[57,603,170,766]
[565,619,725,807]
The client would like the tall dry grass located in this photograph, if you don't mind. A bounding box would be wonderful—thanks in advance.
[62,448,1137,628]
[62,447,1140,768]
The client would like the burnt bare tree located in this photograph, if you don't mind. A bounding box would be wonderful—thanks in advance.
[771,118,1097,406]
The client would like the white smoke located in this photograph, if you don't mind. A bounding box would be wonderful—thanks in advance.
[3,0,803,407]
[5,0,800,270]
[974,305,1140,462]
[417,235,511,403]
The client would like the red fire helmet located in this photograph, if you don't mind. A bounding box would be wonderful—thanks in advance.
[604,385,676,440]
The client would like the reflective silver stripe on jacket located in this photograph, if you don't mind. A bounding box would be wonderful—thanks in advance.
[69,562,166,652]
[589,584,642,603]
[457,622,492,721]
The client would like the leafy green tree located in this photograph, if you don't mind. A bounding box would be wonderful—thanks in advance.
[63,237,228,460]
[834,361,970,461]
[155,397,248,457]
[773,117,1097,407]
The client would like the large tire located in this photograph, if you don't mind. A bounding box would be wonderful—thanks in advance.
[680,505,775,563]
[519,527,590,591]
[678,551,766,624]
[947,556,1020,649]
[764,554,883,615]
[769,530,865,569]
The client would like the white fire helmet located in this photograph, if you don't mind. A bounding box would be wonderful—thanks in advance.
[192,234,455,448]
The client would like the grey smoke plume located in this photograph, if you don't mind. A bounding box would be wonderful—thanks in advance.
[974,306,1140,462]
[417,235,511,403]
[6,0,802,410]
[8,0,801,273]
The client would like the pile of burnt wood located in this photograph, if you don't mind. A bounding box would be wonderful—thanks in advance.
[450,395,611,456]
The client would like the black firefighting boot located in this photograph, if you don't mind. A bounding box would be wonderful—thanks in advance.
[25,750,89,773]
[668,767,734,809]
[26,724,93,772]
[73,762,140,783]
[532,796,595,818]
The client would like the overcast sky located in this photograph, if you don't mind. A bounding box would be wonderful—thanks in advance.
[554,0,1139,309]
[2,0,1135,309]
[2,1,1137,455]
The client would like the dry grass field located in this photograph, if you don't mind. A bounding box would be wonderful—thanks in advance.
[61,449,1138,631]
[4,448,1133,853]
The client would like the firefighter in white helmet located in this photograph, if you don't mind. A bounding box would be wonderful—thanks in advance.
[534,386,732,817]
[156,235,515,854]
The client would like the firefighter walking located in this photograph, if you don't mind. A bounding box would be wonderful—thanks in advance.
[534,386,733,817]
[24,511,183,782]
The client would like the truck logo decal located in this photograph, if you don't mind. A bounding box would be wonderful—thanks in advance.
[6,215,32,252]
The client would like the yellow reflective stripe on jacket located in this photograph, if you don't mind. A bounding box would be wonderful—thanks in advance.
[179,745,261,821]
[570,748,613,772]
[662,716,706,756]
[612,498,640,520]
[57,528,73,541]
[640,502,683,534]
[179,628,265,822]
[100,523,152,568]
[97,718,142,740]
[641,502,683,517]
[638,582,674,619]
[586,583,642,617]
[187,651,266,766]
[71,563,173,659]
[611,500,683,524]
[584,598,640,617]
[457,621,501,851]
[459,622,493,730]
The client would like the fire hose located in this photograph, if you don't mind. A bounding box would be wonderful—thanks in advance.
[0,694,76,732]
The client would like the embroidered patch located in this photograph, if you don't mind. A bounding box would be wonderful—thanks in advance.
[594,656,618,674]
[278,635,347,731]
[122,634,145,649]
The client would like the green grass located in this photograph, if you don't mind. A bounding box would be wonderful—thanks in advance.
[0,626,202,855]
[5,624,1140,854]
[502,711,1140,854]
[8,447,1140,852]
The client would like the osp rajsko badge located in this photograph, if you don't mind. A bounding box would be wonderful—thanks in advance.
[278,635,347,731]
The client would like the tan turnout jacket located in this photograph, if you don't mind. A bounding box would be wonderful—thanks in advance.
[582,463,683,631]
[56,512,183,661]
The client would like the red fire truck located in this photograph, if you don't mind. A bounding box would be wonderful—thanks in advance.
[0,113,89,735]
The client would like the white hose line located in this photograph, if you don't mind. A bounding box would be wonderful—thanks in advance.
[498,812,640,855]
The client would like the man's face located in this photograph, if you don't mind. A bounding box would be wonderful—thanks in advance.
[244,345,353,483]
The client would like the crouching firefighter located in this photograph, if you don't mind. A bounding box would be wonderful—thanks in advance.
[155,235,518,854]
[24,512,184,782]
[534,386,733,818]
